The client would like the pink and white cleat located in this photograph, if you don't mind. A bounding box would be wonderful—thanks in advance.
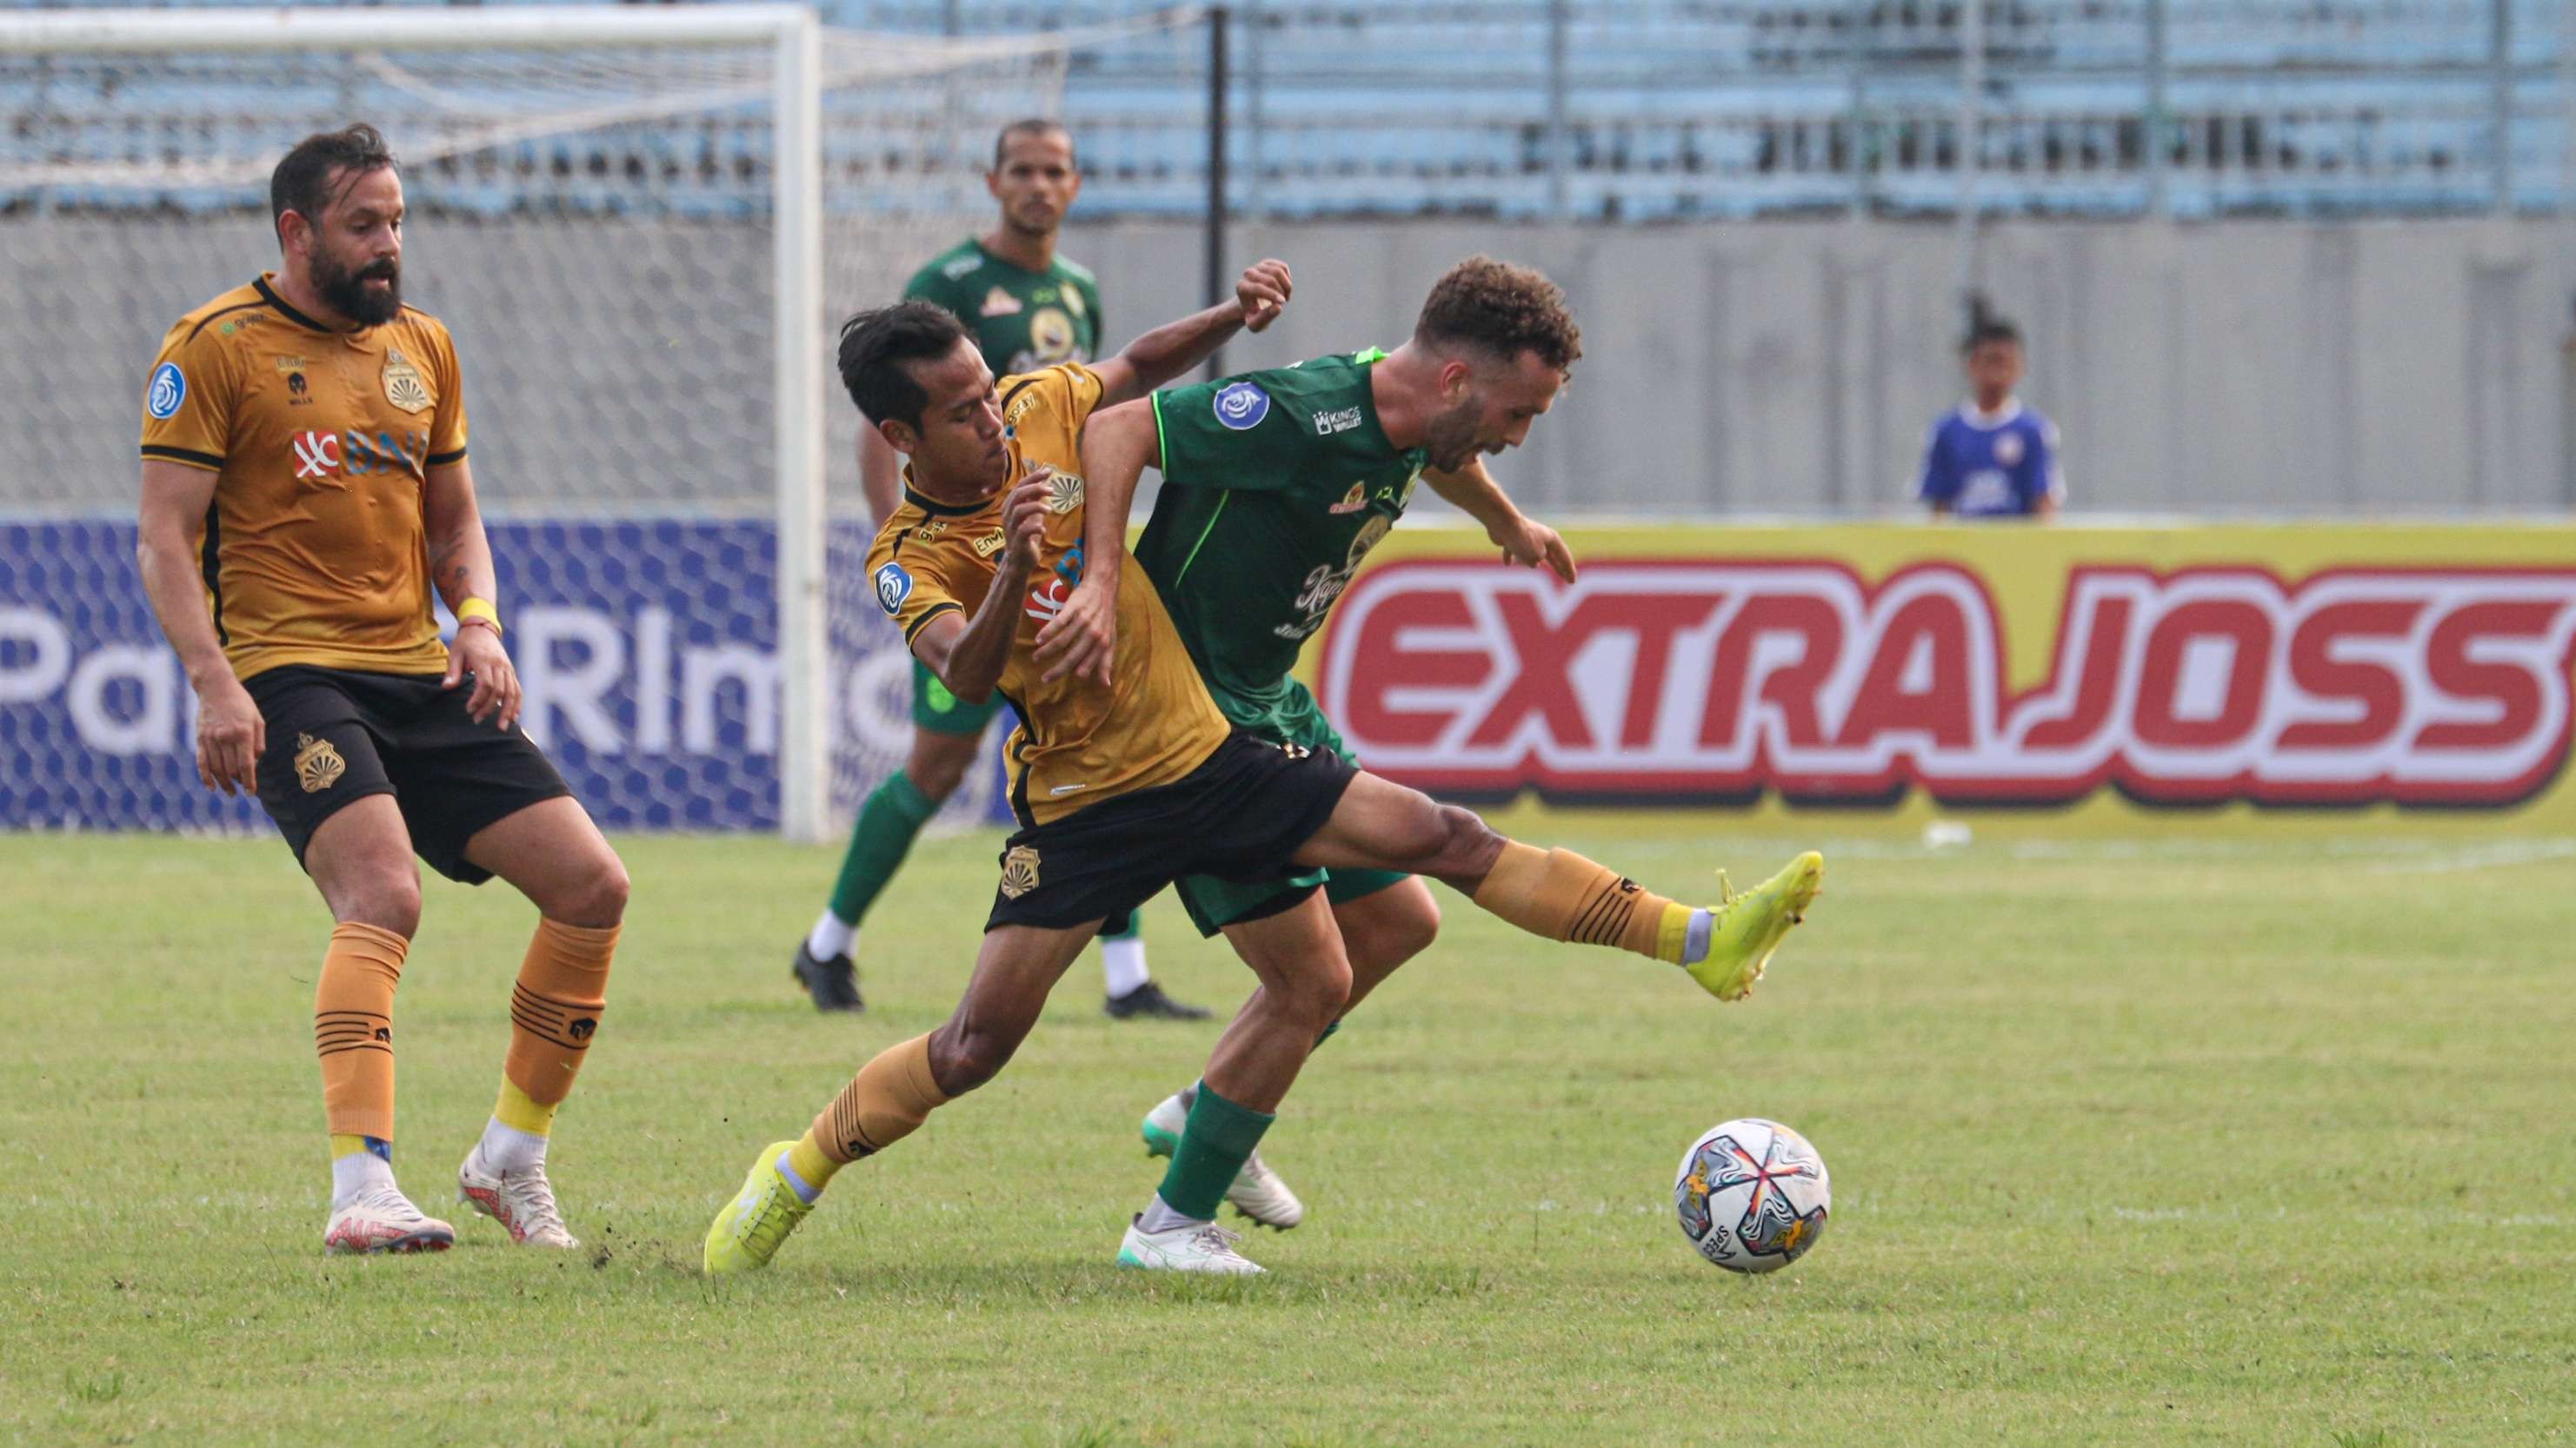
[456,1146,579,1249]
[323,1186,456,1255]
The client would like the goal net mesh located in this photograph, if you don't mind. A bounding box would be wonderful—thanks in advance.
[0,17,1175,835]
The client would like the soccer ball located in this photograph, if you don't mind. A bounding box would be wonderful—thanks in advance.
[1674,1118,1830,1273]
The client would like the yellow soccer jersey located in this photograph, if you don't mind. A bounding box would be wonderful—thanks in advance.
[865,362,1231,825]
[139,274,468,682]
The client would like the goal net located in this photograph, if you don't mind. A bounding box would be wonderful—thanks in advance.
[0,4,1184,841]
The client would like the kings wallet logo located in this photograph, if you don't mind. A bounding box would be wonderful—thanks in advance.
[293,733,346,794]
[999,845,1042,900]
[381,349,432,414]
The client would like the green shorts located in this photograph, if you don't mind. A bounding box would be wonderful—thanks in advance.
[1172,679,1412,937]
[911,656,1006,736]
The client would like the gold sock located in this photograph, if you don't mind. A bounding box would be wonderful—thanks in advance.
[1471,841,1695,964]
[503,919,617,1110]
[786,1133,837,1190]
[315,921,407,1142]
[493,1080,556,1138]
[811,1033,950,1168]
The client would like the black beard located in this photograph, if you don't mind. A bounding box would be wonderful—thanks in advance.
[316,252,402,326]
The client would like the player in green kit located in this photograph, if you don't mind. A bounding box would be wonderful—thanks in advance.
[1048,256,1814,1231]
[790,119,1207,1021]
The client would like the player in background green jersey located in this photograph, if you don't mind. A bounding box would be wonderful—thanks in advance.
[792,119,1208,1021]
[1050,257,1646,1228]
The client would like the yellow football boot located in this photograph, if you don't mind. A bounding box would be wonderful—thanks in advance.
[1685,851,1825,1001]
[702,1141,813,1275]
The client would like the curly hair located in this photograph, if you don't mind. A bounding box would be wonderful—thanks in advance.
[270,123,396,246]
[1412,256,1582,375]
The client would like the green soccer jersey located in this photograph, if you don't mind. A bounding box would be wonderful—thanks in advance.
[904,237,1105,377]
[1135,349,1428,729]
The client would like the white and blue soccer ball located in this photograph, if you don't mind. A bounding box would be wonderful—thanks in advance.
[1674,1118,1830,1273]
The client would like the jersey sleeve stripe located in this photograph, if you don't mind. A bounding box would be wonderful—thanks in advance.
[141,444,223,470]
[183,299,267,344]
[425,448,467,467]
[902,601,962,645]
[1149,390,1173,485]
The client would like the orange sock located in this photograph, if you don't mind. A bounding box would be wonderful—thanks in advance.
[1471,841,1694,963]
[810,1033,950,1171]
[503,918,617,1110]
[315,921,407,1142]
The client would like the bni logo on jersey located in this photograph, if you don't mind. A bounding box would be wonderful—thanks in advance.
[145,362,186,420]
[1213,381,1270,430]
[874,561,913,616]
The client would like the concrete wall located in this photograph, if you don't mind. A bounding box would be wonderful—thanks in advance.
[1067,216,2576,518]
[10,214,2573,517]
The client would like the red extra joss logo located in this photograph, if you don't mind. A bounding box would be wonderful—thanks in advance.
[1315,559,2576,809]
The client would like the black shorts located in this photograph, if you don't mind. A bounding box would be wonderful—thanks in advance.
[984,731,1359,933]
[245,665,572,885]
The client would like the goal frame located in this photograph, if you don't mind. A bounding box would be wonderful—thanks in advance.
[0,3,836,840]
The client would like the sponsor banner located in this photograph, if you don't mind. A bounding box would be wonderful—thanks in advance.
[1312,523,2576,827]
[0,517,1015,833]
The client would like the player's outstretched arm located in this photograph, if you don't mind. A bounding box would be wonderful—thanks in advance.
[917,469,1051,703]
[137,460,264,797]
[1425,459,1577,583]
[423,458,521,731]
[1087,259,1291,409]
[1038,399,1162,686]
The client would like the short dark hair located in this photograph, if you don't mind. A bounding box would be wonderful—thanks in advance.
[1413,256,1582,375]
[1961,317,2022,354]
[837,302,973,428]
[993,118,1074,169]
[270,123,397,247]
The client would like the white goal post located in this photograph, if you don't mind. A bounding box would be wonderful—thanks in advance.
[0,6,1191,841]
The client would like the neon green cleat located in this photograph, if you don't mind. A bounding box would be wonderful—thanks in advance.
[1685,850,1825,1001]
[702,1140,813,1276]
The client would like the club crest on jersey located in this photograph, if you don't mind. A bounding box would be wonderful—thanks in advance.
[1994,431,2026,466]
[381,349,432,414]
[146,362,185,420]
[1028,308,1077,362]
[293,733,346,794]
[1328,482,1368,515]
[874,561,914,616]
[1214,381,1270,430]
[981,285,1023,317]
[999,845,1042,899]
[1047,471,1085,514]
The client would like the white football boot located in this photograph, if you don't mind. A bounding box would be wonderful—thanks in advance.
[323,1185,456,1255]
[456,1146,579,1249]
[1142,1093,1307,1230]
[1116,1216,1266,1274]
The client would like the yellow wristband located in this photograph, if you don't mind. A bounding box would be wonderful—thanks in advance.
[456,597,503,638]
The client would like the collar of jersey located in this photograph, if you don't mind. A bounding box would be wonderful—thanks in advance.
[1957,396,2026,429]
[254,275,352,336]
[902,482,995,518]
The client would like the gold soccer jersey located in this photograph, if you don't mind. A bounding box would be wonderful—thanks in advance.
[864,363,1231,825]
[140,274,468,681]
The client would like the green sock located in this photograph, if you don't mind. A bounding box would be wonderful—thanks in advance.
[1101,909,1139,939]
[1155,1081,1275,1222]
[828,771,938,925]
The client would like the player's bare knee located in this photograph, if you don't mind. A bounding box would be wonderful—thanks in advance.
[1275,956,1353,1031]
[1384,892,1442,966]
[558,855,629,929]
[1431,805,1506,880]
[926,1020,1021,1095]
[333,871,422,938]
[909,734,976,802]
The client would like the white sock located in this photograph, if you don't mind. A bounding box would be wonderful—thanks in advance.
[1682,907,1713,966]
[330,1146,396,1210]
[1101,931,1150,998]
[476,1116,549,1175]
[807,910,856,964]
[1136,1192,1207,1235]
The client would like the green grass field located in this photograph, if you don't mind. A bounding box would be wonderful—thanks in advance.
[4,824,2573,1447]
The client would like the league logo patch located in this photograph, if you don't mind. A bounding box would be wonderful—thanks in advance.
[874,561,914,616]
[1214,381,1271,431]
[293,733,346,794]
[146,362,185,421]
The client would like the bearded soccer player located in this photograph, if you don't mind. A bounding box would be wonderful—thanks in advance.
[789,118,1206,1021]
[135,124,629,1255]
[702,298,1823,1278]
